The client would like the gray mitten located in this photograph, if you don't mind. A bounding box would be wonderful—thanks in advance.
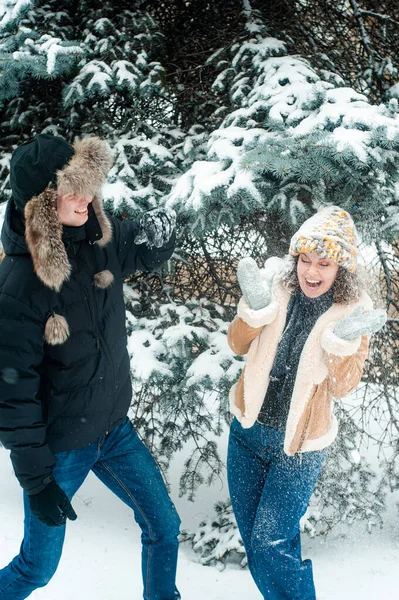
[237,257,274,311]
[333,306,387,341]
[134,207,176,248]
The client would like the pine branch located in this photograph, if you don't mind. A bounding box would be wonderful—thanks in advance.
[348,0,381,60]
[375,239,396,312]
[358,9,399,27]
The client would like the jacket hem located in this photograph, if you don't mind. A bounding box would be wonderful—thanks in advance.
[229,383,243,420]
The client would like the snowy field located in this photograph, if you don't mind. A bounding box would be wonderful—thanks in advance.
[1,430,399,600]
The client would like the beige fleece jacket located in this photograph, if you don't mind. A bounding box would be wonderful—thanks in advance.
[228,278,371,456]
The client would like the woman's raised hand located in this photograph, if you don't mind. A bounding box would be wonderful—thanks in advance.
[333,306,387,341]
[237,257,275,311]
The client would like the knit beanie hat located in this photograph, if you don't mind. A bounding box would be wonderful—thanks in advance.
[289,205,358,272]
[10,134,75,214]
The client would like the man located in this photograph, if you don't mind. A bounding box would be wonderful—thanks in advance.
[0,134,180,600]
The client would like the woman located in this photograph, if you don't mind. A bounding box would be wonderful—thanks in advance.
[227,206,386,600]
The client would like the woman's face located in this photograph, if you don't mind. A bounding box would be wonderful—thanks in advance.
[297,253,339,298]
[57,193,93,227]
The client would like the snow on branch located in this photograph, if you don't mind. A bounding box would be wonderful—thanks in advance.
[242,0,252,13]
[39,38,82,75]
[0,0,31,30]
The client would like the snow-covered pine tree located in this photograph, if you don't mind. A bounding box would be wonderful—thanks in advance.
[167,9,399,250]
[257,0,399,105]
[0,1,171,144]
[61,5,167,138]
[0,0,82,148]
[123,286,243,500]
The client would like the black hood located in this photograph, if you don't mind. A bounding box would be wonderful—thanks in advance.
[10,134,74,215]
[1,198,28,257]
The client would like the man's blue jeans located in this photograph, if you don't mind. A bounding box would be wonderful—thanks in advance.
[227,418,326,600]
[0,417,181,600]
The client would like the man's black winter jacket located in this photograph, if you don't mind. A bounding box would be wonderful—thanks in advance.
[0,200,175,494]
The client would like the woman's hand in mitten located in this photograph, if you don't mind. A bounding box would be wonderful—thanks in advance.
[134,207,176,248]
[237,257,275,311]
[333,306,387,341]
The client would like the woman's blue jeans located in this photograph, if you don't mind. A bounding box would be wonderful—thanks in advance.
[227,418,326,600]
[0,417,181,600]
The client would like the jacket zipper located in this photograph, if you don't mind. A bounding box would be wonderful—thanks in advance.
[82,287,100,350]
[82,265,118,394]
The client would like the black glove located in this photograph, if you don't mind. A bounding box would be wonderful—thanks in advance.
[134,207,176,248]
[28,480,77,527]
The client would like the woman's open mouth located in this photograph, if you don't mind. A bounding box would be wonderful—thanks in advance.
[305,278,322,289]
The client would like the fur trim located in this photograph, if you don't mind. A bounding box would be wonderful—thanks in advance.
[240,415,258,429]
[44,313,70,345]
[57,137,113,249]
[0,245,5,263]
[321,324,362,356]
[94,269,114,289]
[57,137,113,199]
[25,189,70,292]
[237,296,279,328]
[242,280,291,425]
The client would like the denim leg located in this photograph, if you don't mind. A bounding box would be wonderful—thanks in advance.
[227,419,326,600]
[0,445,94,600]
[92,417,181,600]
[251,432,326,600]
[227,419,268,593]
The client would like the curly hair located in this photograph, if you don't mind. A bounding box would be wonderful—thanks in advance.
[280,256,365,305]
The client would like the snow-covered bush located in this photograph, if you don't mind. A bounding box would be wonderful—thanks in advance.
[181,500,246,569]
[123,286,243,499]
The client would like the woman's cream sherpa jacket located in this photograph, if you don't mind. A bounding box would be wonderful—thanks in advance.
[228,270,372,456]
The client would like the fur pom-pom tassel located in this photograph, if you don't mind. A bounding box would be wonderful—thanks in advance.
[94,270,114,289]
[44,314,70,345]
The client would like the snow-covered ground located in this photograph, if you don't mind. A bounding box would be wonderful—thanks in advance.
[1,437,399,600]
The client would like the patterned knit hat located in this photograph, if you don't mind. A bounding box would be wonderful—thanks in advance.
[289,206,358,272]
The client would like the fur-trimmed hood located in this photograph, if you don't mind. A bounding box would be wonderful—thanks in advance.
[5,137,114,292]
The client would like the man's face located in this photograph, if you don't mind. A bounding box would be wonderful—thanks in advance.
[297,252,339,298]
[57,193,93,226]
